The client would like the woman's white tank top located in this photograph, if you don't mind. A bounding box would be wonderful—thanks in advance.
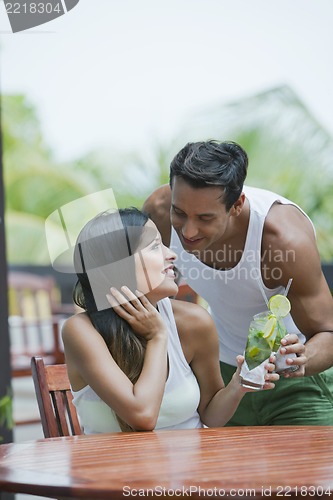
[71,297,203,433]
[170,186,313,366]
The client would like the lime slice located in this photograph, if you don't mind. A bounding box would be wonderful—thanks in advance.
[248,346,260,358]
[268,294,291,318]
[262,315,277,339]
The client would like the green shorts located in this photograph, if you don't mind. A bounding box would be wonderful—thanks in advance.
[220,361,333,426]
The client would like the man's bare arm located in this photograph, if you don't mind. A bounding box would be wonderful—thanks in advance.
[281,250,333,376]
[263,204,333,376]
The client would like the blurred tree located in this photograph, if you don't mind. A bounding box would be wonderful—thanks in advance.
[2,95,149,264]
[2,94,52,174]
[3,86,333,263]
[173,85,333,260]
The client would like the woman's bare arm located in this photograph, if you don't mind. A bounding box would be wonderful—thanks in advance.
[172,300,278,427]
[62,291,168,431]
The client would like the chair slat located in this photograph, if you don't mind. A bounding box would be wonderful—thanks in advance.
[53,392,71,436]
[65,391,82,434]
[31,356,82,438]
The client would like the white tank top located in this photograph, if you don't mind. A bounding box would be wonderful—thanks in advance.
[170,186,313,366]
[71,297,203,433]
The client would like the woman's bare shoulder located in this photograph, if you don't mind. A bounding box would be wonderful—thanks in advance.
[62,312,98,343]
[171,299,214,331]
[170,299,217,346]
[170,299,218,363]
[62,311,89,330]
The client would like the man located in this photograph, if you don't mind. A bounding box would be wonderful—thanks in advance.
[143,140,333,425]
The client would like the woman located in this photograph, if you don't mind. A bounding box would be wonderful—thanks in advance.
[62,208,278,433]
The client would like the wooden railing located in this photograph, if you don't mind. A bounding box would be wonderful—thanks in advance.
[9,265,77,306]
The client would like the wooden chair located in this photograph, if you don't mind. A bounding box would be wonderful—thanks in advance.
[8,271,73,378]
[31,356,82,437]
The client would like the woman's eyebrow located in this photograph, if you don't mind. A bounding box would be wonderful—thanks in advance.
[150,236,161,245]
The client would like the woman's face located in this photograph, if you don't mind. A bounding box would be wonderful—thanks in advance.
[134,220,178,304]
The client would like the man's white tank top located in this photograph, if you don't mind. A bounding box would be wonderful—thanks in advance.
[71,297,203,434]
[170,186,313,366]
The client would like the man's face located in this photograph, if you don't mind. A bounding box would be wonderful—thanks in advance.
[170,176,231,254]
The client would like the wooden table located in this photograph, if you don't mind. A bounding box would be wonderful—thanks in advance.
[0,426,333,499]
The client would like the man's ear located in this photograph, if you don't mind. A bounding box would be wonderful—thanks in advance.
[230,193,245,216]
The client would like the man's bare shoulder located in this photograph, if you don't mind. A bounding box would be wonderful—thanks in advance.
[142,184,172,245]
[264,202,316,250]
[262,202,320,287]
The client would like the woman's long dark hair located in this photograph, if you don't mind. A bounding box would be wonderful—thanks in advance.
[73,207,152,431]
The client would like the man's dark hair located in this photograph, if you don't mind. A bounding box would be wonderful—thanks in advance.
[169,140,248,211]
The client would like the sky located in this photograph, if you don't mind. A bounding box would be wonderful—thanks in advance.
[1,0,333,163]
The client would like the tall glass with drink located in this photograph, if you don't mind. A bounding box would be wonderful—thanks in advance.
[240,294,292,390]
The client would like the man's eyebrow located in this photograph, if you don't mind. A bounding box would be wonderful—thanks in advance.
[171,203,183,211]
[172,204,215,217]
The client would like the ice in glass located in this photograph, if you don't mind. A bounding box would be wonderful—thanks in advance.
[240,294,292,390]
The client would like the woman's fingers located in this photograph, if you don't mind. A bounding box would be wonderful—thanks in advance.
[106,286,154,315]
[134,290,156,310]
[106,292,133,321]
[235,354,244,368]
[110,286,142,311]
[106,286,166,341]
[120,286,143,308]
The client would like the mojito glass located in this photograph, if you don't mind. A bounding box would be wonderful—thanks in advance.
[240,308,287,390]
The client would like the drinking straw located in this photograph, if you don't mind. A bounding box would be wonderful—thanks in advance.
[284,278,293,297]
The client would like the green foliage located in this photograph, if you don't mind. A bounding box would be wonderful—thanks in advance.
[2,94,52,175]
[72,149,152,208]
[2,95,153,264]
[176,85,333,260]
[6,211,52,263]
[2,86,333,264]
[0,392,13,440]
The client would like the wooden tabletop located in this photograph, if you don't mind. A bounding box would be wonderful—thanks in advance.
[0,426,333,499]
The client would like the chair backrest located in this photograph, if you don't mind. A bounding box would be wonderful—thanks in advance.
[8,271,67,377]
[31,356,82,437]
